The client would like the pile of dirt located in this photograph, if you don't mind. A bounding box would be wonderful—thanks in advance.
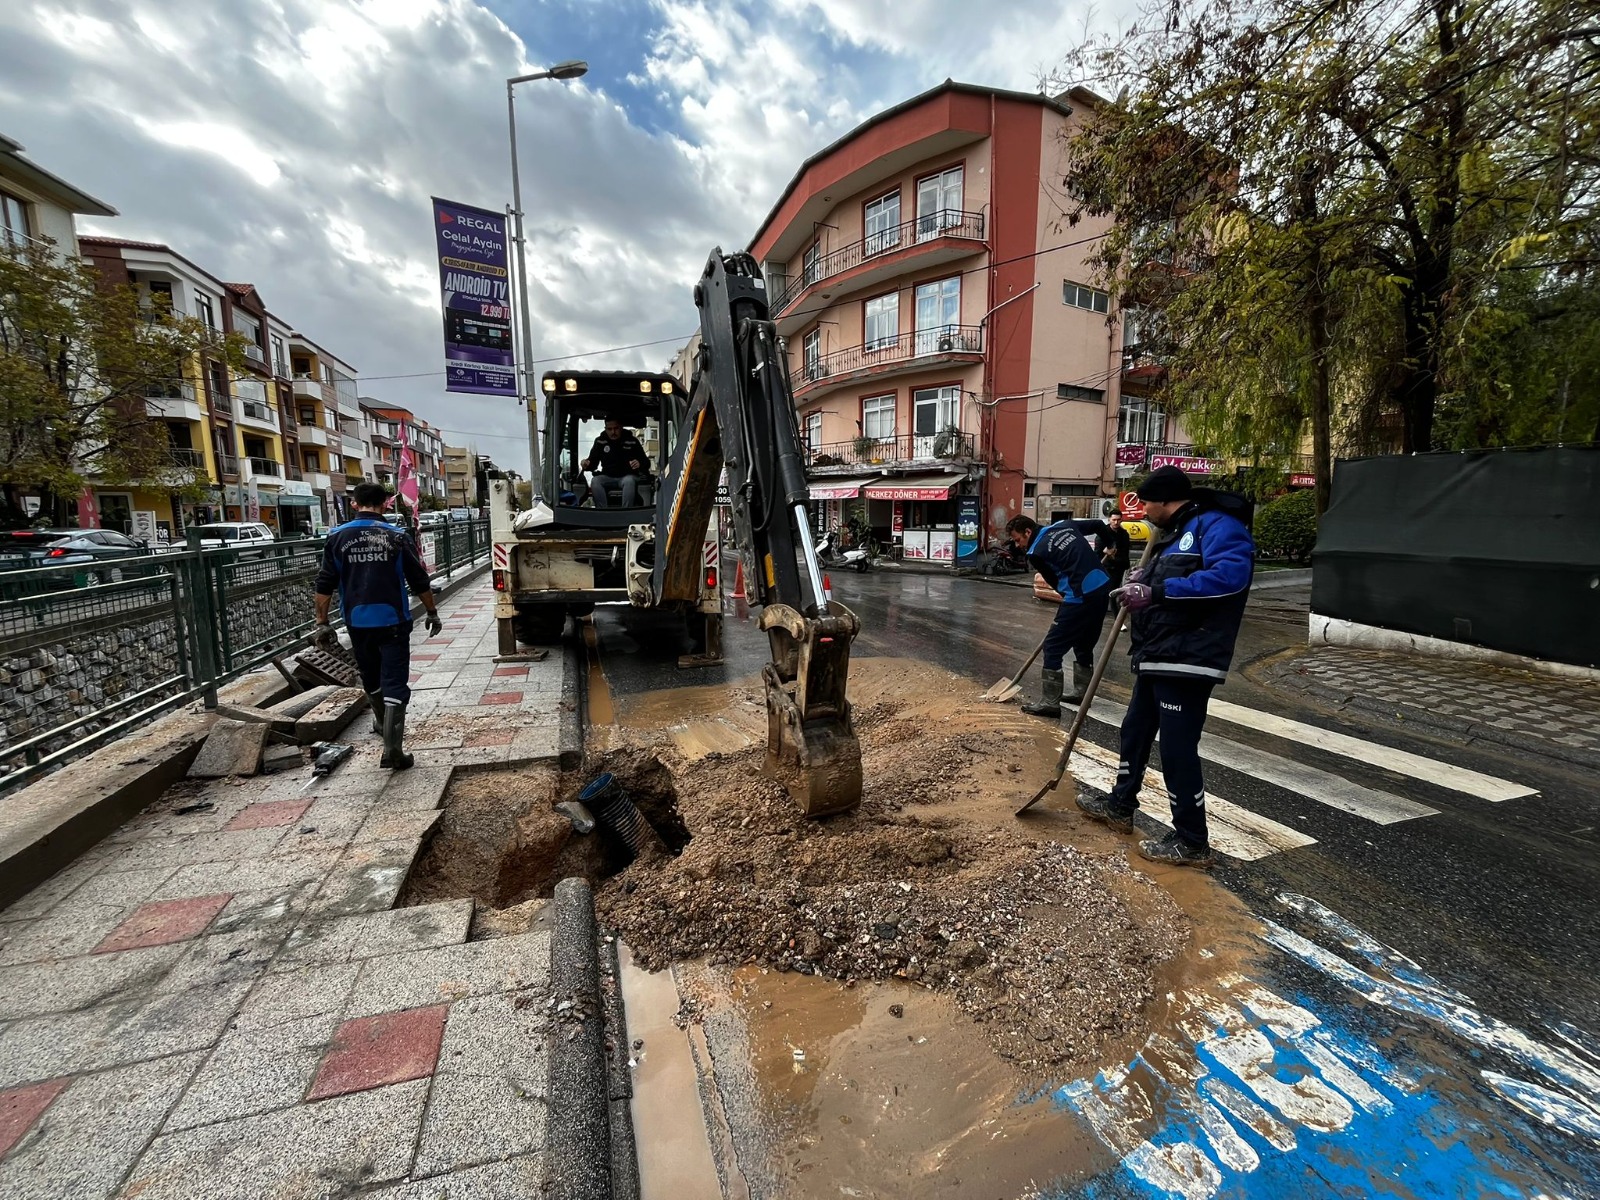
[596,710,1190,1074]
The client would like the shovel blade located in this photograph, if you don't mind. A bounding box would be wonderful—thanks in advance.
[979,679,1022,703]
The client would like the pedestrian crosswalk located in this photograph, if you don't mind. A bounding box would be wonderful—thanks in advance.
[1049,695,1539,863]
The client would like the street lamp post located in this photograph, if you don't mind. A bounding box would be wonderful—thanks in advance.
[506,59,587,496]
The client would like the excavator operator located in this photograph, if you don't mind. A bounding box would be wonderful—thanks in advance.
[581,416,650,508]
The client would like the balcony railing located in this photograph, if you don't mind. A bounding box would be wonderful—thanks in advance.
[218,454,240,477]
[247,457,281,478]
[807,430,976,470]
[166,447,206,469]
[243,344,266,365]
[285,464,304,482]
[239,401,276,425]
[796,325,983,388]
[772,209,986,315]
[144,381,196,403]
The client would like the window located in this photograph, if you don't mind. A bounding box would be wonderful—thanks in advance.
[1117,395,1168,446]
[864,191,901,257]
[1063,281,1110,313]
[864,294,898,351]
[805,412,822,453]
[298,407,317,425]
[292,356,312,377]
[207,362,230,409]
[1,190,30,247]
[861,394,895,441]
[1024,482,1037,498]
[802,329,822,381]
[802,240,821,287]
[914,277,961,353]
[915,167,964,240]
[194,291,216,329]
[1057,384,1105,403]
[304,451,321,471]
[912,386,961,457]
[1051,483,1097,497]
[147,280,173,310]
[271,335,287,377]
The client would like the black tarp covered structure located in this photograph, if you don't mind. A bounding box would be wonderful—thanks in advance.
[1312,447,1600,667]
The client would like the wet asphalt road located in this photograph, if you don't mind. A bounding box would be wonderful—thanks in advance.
[590,566,1600,1196]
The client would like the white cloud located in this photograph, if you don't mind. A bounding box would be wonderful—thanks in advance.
[0,0,1126,470]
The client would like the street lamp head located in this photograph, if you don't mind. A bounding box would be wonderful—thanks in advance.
[548,59,588,80]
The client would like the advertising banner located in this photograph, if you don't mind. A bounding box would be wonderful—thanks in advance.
[396,424,421,507]
[1149,453,1217,475]
[1116,443,1148,467]
[431,198,516,397]
[955,495,980,559]
[1289,472,1317,489]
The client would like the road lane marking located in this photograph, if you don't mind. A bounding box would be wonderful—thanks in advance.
[1083,700,1440,825]
[1064,738,1316,861]
[1205,697,1536,802]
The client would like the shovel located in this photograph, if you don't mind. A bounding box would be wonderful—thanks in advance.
[979,631,1049,703]
[1015,532,1159,817]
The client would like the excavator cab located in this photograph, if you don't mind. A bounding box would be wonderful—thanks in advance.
[539,371,683,530]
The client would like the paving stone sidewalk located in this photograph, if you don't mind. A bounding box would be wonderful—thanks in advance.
[1266,645,1600,766]
[0,579,570,1199]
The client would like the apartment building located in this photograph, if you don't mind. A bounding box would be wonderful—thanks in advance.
[1,133,116,259]
[360,403,448,504]
[288,334,363,526]
[80,238,362,536]
[442,444,480,510]
[748,82,1194,562]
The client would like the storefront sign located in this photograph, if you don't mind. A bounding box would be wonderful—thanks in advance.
[955,496,980,559]
[1289,473,1316,488]
[1116,443,1148,467]
[432,197,516,397]
[891,502,904,538]
[1120,490,1146,519]
[1148,453,1217,475]
[861,477,958,501]
[809,478,873,501]
[131,510,157,542]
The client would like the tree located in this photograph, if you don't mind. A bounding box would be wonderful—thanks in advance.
[0,237,248,526]
[1053,0,1600,509]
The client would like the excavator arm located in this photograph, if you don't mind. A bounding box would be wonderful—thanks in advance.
[651,249,862,816]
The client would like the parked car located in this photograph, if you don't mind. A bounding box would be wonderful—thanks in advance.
[418,511,448,529]
[0,528,149,582]
[194,522,277,549]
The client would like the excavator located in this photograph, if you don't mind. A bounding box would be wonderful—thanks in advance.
[487,250,862,815]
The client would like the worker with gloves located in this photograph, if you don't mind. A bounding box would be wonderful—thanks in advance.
[1005,513,1114,718]
[313,481,442,771]
[1074,465,1256,867]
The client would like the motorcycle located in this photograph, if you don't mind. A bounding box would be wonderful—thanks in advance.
[818,529,872,573]
[983,540,1030,576]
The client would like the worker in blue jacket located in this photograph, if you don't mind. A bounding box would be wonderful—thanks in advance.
[1075,465,1256,867]
[313,482,442,770]
[1005,513,1114,717]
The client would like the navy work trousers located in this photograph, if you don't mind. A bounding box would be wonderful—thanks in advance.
[349,623,413,706]
[1109,672,1216,848]
[1041,589,1109,672]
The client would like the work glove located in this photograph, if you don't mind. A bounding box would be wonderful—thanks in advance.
[425,612,443,637]
[1113,583,1155,610]
[312,622,337,651]
[1124,567,1148,586]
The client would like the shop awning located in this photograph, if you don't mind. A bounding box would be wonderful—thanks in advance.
[808,476,879,501]
[862,474,962,501]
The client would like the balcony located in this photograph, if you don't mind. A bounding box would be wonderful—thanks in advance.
[807,430,976,474]
[771,209,986,333]
[244,456,282,480]
[209,394,234,420]
[341,434,366,457]
[145,382,202,424]
[298,423,330,447]
[284,464,304,482]
[237,401,279,432]
[243,343,267,367]
[218,454,240,479]
[792,325,983,401]
[306,470,333,491]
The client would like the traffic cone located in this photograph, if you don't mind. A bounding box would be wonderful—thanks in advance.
[732,560,746,599]
[823,573,833,603]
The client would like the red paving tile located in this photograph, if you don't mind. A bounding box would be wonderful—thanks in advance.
[479,692,523,706]
[412,654,439,663]
[464,730,515,747]
[224,799,311,831]
[409,674,422,683]
[93,894,232,954]
[306,1005,450,1101]
[492,666,528,678]
[423,638,454,646]
[0,1078,71,1158]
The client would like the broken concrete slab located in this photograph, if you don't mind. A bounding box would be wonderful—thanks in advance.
[294,689,369,745]
[264,685,338,722]
[260,744,305,775]
[187,720,270,780]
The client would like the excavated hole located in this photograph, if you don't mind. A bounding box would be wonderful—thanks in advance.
[399,751,689,930]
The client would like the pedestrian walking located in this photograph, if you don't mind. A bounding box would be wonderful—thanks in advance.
[313,482,443,771]
[1074,466,1256,867]
[1100,510,1132,609]
[1006,513,1114,718]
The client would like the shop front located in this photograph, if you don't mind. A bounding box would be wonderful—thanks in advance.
[806,476,880,538]
[861,474,973,565]
[277,480,317,537]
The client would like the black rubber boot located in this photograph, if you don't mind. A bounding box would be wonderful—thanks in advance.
[1021,668,1064,718]
[1075,790,1136,833]
[379,702,414,771]
[1138,831,1215,868]
[365,691,384,735]
[1062,661,1093,707]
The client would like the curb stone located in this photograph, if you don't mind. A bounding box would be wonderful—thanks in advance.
[543,877,616,1200]
[602,935,642,1200]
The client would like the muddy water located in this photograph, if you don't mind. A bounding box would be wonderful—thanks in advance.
[722,966,1110,1198]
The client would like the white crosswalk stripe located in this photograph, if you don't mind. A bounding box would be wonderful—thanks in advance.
[1082,701,1440,825]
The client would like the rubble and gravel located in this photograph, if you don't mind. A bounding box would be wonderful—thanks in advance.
[595,708,1190,1075]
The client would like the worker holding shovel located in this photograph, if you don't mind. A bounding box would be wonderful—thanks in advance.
[1074,466,1255,867]
[1005,513,1114,718]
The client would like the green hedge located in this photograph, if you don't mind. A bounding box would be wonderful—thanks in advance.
[1254,488,1318,563]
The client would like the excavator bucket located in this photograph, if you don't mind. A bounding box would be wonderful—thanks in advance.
[757,601,862,817]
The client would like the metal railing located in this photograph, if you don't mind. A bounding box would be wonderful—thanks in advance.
[0,520,492,794]
[248,456,282,477]
[146,381,197,404]
[796,325,983,388]
[772,209,986,314]
[218,454,241,478]
[167,447,206,468]
[808,430,976,469]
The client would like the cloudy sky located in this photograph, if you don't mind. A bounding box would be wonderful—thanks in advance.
[0,0,1125,473]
